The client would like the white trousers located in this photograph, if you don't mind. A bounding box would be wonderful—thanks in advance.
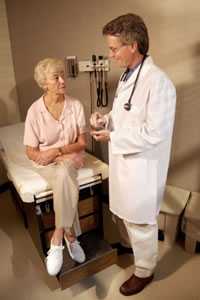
[123,220,158,278]
[35,160,81,235]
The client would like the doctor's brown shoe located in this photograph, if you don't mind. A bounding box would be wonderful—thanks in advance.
[119,273,154,296]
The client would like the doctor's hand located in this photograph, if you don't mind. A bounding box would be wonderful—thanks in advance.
[90,112,106,130]
[90,129,110,142]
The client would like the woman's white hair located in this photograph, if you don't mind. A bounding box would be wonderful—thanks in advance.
[34,58,64,89]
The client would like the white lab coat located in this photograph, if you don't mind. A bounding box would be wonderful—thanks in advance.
[107,56,176,224]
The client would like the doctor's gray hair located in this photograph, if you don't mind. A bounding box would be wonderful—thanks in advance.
[34,58,64,89]
[102,13,149,55]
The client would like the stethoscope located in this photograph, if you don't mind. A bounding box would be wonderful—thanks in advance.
[121,55,147,111]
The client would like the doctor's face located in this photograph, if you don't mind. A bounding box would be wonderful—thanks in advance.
[106,35,137,68]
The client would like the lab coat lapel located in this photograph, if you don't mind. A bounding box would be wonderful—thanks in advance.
[117,56,154,94]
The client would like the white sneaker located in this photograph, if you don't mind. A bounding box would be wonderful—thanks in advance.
[46,243,64,276]
[64,236,86,263]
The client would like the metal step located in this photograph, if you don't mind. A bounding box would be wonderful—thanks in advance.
[58,231,117,289]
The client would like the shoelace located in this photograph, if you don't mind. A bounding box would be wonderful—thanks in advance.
[70,240,80,250]
[47,245,64,256]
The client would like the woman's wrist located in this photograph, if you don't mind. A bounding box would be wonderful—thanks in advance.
[57,148,63,156]
[59,145,69,155]
[58,146,67,155]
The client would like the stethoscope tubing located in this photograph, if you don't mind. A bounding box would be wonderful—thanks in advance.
[121,54,147,111]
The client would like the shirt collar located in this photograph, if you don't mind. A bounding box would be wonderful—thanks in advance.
[39,94,72,115]
[123,55,152,82]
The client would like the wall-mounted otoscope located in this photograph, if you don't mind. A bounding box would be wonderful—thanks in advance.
[92,55,109,107]
[92,54,97,84]
[98,55,108,107]
[65,55,110,107]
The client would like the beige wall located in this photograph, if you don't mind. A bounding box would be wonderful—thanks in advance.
[5,0,200,191]
[0,0,21,183]
[0,0,20,126]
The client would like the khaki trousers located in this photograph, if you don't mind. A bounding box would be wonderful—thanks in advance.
[123,219,158,278]
[35,160,81,235]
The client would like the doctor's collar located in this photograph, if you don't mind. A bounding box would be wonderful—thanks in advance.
[121,54,149,82]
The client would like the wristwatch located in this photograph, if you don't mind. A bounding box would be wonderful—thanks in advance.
[58,147,62,156]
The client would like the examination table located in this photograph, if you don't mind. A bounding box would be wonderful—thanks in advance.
[0,122,117,289]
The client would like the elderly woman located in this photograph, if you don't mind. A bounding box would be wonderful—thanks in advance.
[24,58,86,276]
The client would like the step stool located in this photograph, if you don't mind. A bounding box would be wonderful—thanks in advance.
[182,192,200,253]
[158,185,190,246]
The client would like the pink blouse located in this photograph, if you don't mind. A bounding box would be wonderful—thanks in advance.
[24,95,86,151]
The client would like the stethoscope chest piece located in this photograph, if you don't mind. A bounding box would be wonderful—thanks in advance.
[124,102,131,111]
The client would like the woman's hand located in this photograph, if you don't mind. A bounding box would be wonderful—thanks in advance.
[35,148,61,165]
[70,153,85,169]
[54,152,85,169]
[26,146,61,166]
[54,154,71,163]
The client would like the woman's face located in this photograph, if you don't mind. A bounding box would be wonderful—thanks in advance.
[44,69,66,95]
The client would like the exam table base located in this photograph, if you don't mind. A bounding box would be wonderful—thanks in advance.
[8,182,117,289]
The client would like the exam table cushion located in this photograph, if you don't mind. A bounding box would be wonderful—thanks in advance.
[0,123,108,203]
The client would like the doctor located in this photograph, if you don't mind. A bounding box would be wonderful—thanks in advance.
[90,13,176,296]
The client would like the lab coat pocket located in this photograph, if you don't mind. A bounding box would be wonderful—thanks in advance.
[125,105,141,127]
[127,105,140,116]
[122,157,158,223]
